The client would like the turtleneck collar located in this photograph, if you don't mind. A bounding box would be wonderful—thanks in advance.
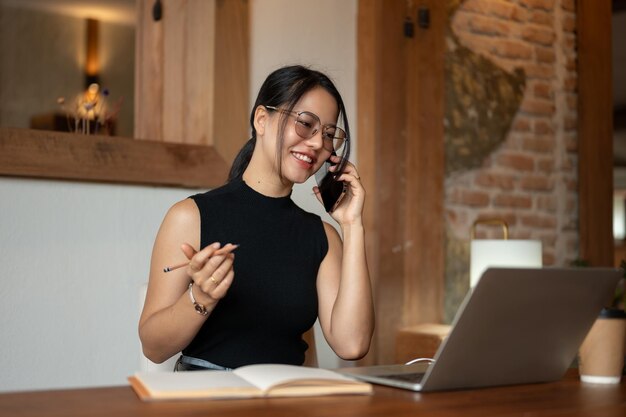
[233,179,294,208]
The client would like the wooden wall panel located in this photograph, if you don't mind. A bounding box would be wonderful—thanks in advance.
[357,0,445,364]
[577,0,613,266]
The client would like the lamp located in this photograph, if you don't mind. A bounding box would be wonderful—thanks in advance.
[470,219,542,288]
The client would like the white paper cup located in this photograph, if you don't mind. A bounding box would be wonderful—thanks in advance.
[578,309,626,384]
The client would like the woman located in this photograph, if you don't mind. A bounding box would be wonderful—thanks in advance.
[139,65,374,371]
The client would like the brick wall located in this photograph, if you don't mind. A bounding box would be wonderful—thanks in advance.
[446,0,578,267]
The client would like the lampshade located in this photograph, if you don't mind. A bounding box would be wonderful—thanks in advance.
[470,240,543,288]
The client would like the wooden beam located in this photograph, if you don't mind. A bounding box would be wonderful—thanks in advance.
[577,0,614,266]
[404,0,445,325]
[359,0,412,365]
[357,0,381,365]
[185,0,216,146]
[0,128,228,188]
[357,0,445,364]
[162,0,187,143]
[213,0,250,164]
[134,0,164,141]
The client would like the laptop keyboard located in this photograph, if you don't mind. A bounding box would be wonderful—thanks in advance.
[380,372,425,383]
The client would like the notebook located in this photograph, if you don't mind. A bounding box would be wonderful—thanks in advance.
[337,267,621,392]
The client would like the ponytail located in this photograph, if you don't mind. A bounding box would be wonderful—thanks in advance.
[227,137,256,182]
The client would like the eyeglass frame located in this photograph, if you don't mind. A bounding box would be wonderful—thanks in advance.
[264,105,349,152]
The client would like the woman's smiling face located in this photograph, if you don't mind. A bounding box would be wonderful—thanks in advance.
[264,87,340,185]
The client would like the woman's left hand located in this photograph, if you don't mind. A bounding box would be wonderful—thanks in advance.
[313,155,365,227]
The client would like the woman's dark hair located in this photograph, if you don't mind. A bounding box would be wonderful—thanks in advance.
[227,65,351,183]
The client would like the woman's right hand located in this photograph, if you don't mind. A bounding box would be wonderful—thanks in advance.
[181,242,237,307]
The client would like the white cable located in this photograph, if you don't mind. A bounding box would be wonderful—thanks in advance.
[404,357,435,365]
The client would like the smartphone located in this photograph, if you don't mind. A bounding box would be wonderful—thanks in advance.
[315,155,347,213]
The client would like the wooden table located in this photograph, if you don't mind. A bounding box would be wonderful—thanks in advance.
[1,371,624,417]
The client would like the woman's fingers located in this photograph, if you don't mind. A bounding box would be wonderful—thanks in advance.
[210,268,235,300]
[186,242,237,273]
[329,159,360,181]
[183,242,238,303]
[180,242,198,260]
[194,255,235,302]
[312,186,324,205]
[329,153,343,165]
[186,242,220,271]
[323,159,366,222]
[198,253,235,293]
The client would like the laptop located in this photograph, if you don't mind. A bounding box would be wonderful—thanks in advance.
[338,267,621,392]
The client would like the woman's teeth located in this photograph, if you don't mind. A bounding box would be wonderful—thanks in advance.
[293,152,313,163]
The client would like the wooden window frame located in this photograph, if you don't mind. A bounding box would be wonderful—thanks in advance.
[0,0,249,190]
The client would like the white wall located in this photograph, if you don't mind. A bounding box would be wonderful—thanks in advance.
[0,0,357,392]
[0,178,196,392]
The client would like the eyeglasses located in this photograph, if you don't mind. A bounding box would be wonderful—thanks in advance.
[265,105,348,153]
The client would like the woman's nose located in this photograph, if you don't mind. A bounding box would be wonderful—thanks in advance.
[304,129,324,150]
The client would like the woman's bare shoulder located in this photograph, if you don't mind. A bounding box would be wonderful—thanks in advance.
[157,198,200,241]
[166,198,199,223]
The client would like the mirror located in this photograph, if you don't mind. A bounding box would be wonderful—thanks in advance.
[0,0,136,137]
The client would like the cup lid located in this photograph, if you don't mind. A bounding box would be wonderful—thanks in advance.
[599,308,626,319]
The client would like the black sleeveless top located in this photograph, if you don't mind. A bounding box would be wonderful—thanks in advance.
[184,179,329,368]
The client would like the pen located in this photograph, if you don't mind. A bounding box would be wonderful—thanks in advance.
[163,244,239,273]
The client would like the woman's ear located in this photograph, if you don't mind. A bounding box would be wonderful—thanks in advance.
[253,105,268,137]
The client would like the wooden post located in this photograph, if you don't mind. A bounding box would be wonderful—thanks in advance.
[403,0,445,327]
[577,0,614,266]
[357,0,445,364]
